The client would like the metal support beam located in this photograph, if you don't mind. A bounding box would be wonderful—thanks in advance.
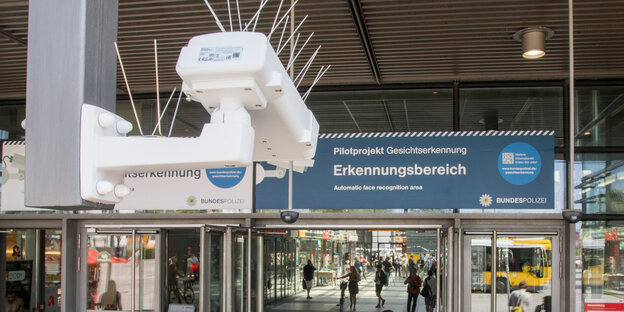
[256,236,264,312]
[0,232,6,305]
[382,99,395,132]
[0,26,26,46]
[61,219,79,312]
[453,80,460,131]
[574,94,624,139]
[25,0,118,209]
[346,0,381,84]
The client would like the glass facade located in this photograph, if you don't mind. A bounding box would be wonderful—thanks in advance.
[4,229,62,312]
[575,84,624,308]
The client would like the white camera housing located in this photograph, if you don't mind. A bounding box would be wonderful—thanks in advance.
[177,32,319,161]
[80,32,319,205]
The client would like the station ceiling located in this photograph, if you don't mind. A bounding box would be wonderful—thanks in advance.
[1,0,623,135]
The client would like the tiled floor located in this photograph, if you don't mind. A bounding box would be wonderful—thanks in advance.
[265,274,430,312]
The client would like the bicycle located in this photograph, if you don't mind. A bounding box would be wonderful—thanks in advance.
[168,277,194,304]
[336,280,348,312]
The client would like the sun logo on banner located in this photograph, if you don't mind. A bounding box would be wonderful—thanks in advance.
[186,196,197,207]
[479,194,492,207]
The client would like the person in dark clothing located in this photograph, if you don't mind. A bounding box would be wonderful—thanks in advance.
[374,265,387,308]
[303,260,316,299]
[167,258,182,303]
[383,257,393,283]
[404,268,422,312]
[417,256,425,270]
[393,257,401,277]
[408,258,416,273]
[338,266,360,311]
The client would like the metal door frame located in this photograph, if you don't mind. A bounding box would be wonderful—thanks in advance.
[82,223,224,312]
[82,227,162,312]
[462,231,560,312]
[255,224,449,312]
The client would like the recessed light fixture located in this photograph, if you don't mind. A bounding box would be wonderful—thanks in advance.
[584,131,591,136]
[513,27,554,59]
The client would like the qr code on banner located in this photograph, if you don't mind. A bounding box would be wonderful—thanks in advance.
[502,152,514,164]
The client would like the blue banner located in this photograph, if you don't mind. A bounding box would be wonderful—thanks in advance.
[256,131,554,209]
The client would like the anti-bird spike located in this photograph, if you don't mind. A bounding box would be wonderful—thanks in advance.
[267,0,300,38]
[268,0,284,41]
[287,32,314,70]
[277,14,308,55]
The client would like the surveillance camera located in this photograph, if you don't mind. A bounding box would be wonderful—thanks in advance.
[280,210,299,224]
[562,209,583,223]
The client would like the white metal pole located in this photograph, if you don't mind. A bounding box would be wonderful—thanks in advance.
[247,229,252,311]
[436,228,441,312]
[131,230,136,312]
[445,227,453,312]
[492,231,497,312]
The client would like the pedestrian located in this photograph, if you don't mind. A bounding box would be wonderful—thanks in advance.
[362,257,370,274]
[393,257,401,277]
[338,265,360,311]
[417,255,425,270]
[354,256,366,280]
[424,270,437,312]
[383,257,393,284]
[508,280,530,312]
[190,253,199,281]
[303,260,316,299]
[404,268,422,312]
[408,257,415,273]
[401,256,408,277]
[374,264,387,308]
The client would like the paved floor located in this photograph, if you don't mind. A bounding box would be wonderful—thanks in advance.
[265,274,430,312]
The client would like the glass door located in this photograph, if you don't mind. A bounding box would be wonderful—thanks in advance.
[463,232,560,312]
[86,230,159,312]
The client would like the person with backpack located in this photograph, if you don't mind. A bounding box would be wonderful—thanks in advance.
[423,270,437,312]
[374,264,387,308]
[404,268,422,312]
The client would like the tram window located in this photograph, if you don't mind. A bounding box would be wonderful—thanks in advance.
[499,247,545,277]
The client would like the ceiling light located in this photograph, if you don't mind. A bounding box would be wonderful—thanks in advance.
[513,27,554,59]
[584,131,591,136]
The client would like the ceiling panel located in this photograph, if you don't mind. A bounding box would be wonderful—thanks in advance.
[0,0,623,137]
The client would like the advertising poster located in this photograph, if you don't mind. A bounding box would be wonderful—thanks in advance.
[585,299,624,312]
[1,142,43,211]
[116,166,253,211]
[256,131,554,210]
[6,260,33,312]
[2,142,252,211]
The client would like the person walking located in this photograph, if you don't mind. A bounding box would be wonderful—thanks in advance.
[338,265,360,311]
[401,256,408,277]
[508,280,531,312]
[374,264,387,308]
[383,257,393,284]
[354,256,366,280]
[303,260,316,299]
[393,257,400,277]
[424,270,437,312]
[404,268,422,312]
